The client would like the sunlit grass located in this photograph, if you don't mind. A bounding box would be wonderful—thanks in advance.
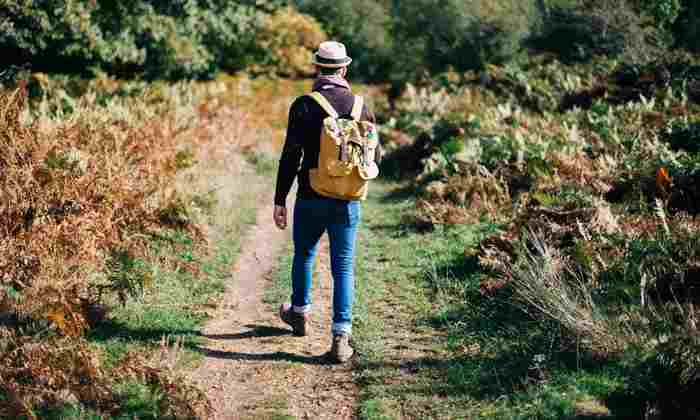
[350,182,646,420]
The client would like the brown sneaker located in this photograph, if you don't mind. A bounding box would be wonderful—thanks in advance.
[329,334,354,363]
[279,304,311,336]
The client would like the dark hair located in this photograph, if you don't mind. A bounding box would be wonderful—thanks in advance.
[318,66,345,76]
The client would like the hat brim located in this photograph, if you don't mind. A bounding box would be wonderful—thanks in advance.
[312,53,352,68]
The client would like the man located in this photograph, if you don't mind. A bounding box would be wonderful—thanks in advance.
[273,41,376,363]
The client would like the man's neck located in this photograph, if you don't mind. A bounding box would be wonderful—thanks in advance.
[313,74,350,92]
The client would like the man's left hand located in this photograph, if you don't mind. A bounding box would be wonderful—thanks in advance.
[273,205,288,230]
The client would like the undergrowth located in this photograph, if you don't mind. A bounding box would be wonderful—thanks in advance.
[0,73,274,417]
[376,51,700,418]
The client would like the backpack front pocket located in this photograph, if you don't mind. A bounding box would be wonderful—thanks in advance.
[327,160,354,177]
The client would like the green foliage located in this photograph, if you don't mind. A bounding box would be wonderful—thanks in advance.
[638,0,682,29]
[293,0,394,82]
[296,0,540,83]
[113,381,165,420]
[247,150,279,177]
[174,149,196,170]
[349,183,643,419]
[673,0,700,52]
[393,0,536,77]
[439,137,464,158]
[532,0,652,63]
[666,121,700,154]
[253,7,327,77]
[89,228,232,364]
[2,0,698,83]
[0,0,269,79]
[106,251,151,305]
[39,404,102,420]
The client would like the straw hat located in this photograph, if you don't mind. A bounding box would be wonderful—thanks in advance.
[312,41,352,68]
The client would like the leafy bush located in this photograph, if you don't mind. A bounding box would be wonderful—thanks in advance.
[254,7,327,78]
[293,0,394,82]
[531,0,654,63]
[674,1,700,53]
[633,0,682,30]
[0,0,272,79]
[393,0,537,77]
[666,121,700,154]
[0,77,209,337]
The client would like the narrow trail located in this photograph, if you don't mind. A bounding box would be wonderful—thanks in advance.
[190,201,357,419]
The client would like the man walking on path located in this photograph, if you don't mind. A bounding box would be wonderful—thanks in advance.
[273,41,377,363]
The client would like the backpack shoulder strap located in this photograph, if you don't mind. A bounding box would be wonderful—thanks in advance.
[307,92,339,119]
[351,95,364,121]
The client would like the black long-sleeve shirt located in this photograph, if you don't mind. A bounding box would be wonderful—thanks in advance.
[273,82,376,206]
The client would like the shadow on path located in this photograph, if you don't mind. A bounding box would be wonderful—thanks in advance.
[196,323,331,365]
[195,347,329,365]
[202,324,291,340]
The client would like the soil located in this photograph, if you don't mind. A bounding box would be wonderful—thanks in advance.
[189,202,357,419]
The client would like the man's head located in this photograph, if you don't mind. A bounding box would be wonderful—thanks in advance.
[312,41,351,77]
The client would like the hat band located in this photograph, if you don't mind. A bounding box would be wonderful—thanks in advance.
[314,54,350,65]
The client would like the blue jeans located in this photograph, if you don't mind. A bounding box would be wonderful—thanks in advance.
[291,198,361,336]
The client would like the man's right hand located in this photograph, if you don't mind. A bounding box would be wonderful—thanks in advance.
[273,205,288,230]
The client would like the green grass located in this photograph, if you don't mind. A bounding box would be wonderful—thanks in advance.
[247,149,280,178]
[111,381,166,420]
[265,245,293,307]
[78,182,260,418]
[67,225,253,419]
[352,182,645,420]
[88,227,246,367]
[36,405,103,420]
[40,380,192,420]
[248,180,652,419]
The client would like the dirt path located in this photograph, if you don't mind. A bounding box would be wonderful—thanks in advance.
[190,201,358,419]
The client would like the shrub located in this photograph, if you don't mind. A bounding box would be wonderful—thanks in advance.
[674,1,700,53]
[531,0,655,63]
[197,4,267,75]
[503,230,623,354]
[254,7,327,78]
[0,0,106,75]
[0,0,272,80]
[666,121,700,154]
[0,78,207,337]
[0,331,212,418]
[393,0,537,77]
[633,0,682,30]
[651,330,700,419]
[293,0,394,82]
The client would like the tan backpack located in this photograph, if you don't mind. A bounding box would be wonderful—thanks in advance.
[307,92,379,201]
